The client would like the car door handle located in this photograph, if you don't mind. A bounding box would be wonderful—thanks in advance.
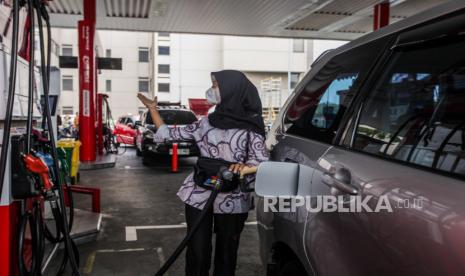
[322,169,358,195]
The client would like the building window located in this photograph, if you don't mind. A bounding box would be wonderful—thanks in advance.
[159,32,170,37]
[62,106,74,115]
[158,46,170,56]
[106,49,111,57]
[52,41,60,56]
[290,73,300,89]
[293,39,304,53]
[106,79,112,92]
[158,83,170,93]
[139,47,149,62]
[158,64,170,74]
[139,78,149,93]
[62,75,73,91]
[62,44,73,56]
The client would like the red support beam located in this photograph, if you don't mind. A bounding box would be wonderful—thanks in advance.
[373,2,390,31]
[78,0,97,161]
[63,185,101,213]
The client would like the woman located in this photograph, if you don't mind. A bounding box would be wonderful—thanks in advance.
[137,70,268,276]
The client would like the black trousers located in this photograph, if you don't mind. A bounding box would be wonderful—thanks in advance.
[185,204,248,276]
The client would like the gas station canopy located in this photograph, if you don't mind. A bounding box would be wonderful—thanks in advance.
[49,0,444,40]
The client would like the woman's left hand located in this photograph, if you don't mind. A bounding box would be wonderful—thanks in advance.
[229,163,246,174]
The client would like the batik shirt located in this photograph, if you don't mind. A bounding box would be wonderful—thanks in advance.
[154,117,269,214]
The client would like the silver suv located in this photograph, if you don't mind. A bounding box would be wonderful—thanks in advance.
[255,1,465,275]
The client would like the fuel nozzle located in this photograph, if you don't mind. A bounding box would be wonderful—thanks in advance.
[218,166,234,181]
[213,166,235,190]
[22,153,55,198]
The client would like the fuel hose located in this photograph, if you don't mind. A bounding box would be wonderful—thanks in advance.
[0,0,19,202]
[154,167,234,276]
[35,1,81,274]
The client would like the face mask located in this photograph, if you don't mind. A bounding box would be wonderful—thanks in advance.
[206,87,221,105]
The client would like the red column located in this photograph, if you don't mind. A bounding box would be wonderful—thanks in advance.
[78,0,96,161]
[373,2,390,31]
[97,94,103,155]
[0,203,20,276]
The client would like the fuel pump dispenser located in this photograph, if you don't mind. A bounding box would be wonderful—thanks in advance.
[0,1,81,275]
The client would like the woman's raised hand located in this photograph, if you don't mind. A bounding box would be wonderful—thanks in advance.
[137,93,158,109]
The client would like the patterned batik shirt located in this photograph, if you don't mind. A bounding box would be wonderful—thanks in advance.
[154,117,269,214]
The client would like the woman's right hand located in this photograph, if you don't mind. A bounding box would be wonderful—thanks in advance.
[138,93,165,128]
[137,93,158,109]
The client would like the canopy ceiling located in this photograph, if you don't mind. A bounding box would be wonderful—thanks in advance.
[49,0,445,40]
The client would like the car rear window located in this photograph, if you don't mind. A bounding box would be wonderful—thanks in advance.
[145,110,197,125]
[352,36,465,178]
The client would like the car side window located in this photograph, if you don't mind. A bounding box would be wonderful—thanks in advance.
[352,38,465,177]
[284,38,390,144]
[310,74,358,129]
[118,117,126,124]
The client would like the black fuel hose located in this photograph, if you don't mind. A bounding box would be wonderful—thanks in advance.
[25,0,35,153]
[18,201,44,276]
[35,1,80,274]
[42,156,76,245]
[155,188,220,276]
[17,2,47,275]
[17,1,45,274]
[154,167,234,276]
[0,0,19,202]
[18,210,35,276]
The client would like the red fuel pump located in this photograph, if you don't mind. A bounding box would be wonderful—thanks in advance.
[0,1,81,275]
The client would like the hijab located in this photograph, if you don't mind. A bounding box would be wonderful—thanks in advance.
[208,70,266,136]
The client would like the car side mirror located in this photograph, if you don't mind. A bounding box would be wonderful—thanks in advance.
[255,161,310,197]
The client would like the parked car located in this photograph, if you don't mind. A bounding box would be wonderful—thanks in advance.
[114,115,140,145]
[255,2,465,276]
[135,107,200,164]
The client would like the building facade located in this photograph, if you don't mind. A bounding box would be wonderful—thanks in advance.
[52,28,346,119]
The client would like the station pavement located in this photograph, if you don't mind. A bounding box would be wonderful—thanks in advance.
[50,148,264,275]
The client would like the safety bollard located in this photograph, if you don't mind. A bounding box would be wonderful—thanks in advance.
[171,143,178,173]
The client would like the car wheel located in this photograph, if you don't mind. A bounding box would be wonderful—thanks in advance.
[142,150,150,166]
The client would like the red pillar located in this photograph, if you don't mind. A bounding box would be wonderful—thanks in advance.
[373,2,390,31]
[78,0,96,161]
[0,203,20,276]
[97,94,104,155]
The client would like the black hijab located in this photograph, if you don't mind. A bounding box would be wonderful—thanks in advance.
[208,70,266,136]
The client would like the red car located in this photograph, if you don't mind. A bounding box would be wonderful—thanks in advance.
[114,115,140,145]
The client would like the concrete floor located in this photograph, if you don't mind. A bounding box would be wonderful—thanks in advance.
[49,148,264,275]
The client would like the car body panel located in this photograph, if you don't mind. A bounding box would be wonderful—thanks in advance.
[115,115,138,145]
[307,147,465,275]
[257,2,465,275]
[135,109,200,157]
[257,133,331,274]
